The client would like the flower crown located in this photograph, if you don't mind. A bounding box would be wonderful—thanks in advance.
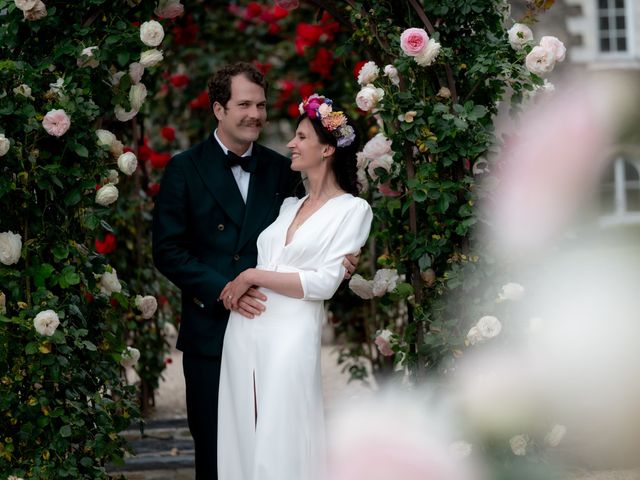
[298,93,356,147]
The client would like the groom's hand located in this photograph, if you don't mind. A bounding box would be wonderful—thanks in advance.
[342,250,361,280]
[235,287,267,319]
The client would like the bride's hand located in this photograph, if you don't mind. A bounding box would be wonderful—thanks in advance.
[220,270,253,310]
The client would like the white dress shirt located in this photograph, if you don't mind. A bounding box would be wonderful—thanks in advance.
[213,129,252,203]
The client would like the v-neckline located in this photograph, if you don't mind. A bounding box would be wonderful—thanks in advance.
[283,193,349,248]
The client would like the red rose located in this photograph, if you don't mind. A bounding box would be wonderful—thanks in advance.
[309,48,334,78]
[147,182,161,197]
[150,152,171,169]
[95,233,117,254]
[245,2,262,19]
[287,102,300,118]
[271,5,289,20]
[189,91,210,110]
[84,292,94,303]
[158,295,169,307]
[161,126,176,142]
[267,23,281,35]
[110,298,119,307]
[253,61,272,76]
[275,0,299,9]
[295,23,324,54]
[299,82,318,98]
[170,74,189,88]
[138,144,152,162]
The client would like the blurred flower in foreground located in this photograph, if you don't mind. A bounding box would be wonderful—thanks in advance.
[326,392,478,480]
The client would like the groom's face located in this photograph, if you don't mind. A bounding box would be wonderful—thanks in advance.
[214,74,267,149]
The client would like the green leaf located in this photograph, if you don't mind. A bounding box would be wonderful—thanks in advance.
[25,342,39,355]
[33,263,55,288]
[60,425,72,437]
[72,143,89,158]
[64,189,82,206]
[418,254,432,270]
[412,190,427,202]
[82,340,97,351]
[52,244,69,261]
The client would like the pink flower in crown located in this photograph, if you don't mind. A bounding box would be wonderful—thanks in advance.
[303,94,324,118]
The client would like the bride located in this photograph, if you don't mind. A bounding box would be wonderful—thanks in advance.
[217,94,372,480]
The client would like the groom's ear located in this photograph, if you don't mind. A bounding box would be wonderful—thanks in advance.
[213,101,225,121]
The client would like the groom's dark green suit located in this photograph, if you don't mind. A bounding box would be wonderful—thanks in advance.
[152,132,299,479]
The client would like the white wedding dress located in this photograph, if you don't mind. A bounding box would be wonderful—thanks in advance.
[218,193,372,480]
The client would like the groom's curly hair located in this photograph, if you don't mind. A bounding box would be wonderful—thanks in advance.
[298,114,361,196]
[207,62,268,110]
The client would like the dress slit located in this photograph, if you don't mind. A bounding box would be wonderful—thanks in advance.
[253,370,258,429]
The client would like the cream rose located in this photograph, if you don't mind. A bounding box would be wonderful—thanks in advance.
[96,129,124,158]
[49,77,64,96]
[356,168,369,194]
[476,315,502,339]
[77,46,99,68]
[120,346,140,368]
[437,86,451,99]
[22,0,47,21]
[0,133,10,157]
[383,64,400,86]
[129,83,147,111]
[372,268,399,297]
[367,154,394,181]
[117,152,138,176]
[362,133,392,160]
[13,84,33,99]
[357,61,379,86]
[465,326,483,346]
[398,110,417,123]
[539,35,566,62]
[154,0,184,19]
[355,84,384,112]
[348,274,375,299]
[135,295,158,319]
[544,424,566,447]
[414,39,441,67]
[139,49,163,68]
[129,62,145,84]
[95,183,119,206]
[42,109,71,137]
[509,434,529,456]
[525,46,555,76]
[507,23,533,50]
[114,105,139,122]
[14,0,37,10]
[99,268,122,296]
[105,169,119,185]
[0,231,22,265]
[140,20,165,47]
[33,309,60,336]
[498,282,525,301]
[0,291,6,315]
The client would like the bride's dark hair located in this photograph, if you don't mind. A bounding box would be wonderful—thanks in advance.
[297,114,361,196]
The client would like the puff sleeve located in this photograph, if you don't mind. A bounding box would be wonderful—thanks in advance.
[298,198,373,301]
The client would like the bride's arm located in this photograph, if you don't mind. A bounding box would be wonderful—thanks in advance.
[220,268,303,310]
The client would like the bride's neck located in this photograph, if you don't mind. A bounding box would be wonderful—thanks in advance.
[305,172,343,201]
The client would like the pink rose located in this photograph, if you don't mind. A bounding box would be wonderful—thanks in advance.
[154,0,184,19]
[374,330,394,356]
[42,109,71,137]
[539,36,566,62]
[378,182,402,197]
[400,27,429,57]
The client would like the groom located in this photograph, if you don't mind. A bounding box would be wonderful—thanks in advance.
[152,63,356,479]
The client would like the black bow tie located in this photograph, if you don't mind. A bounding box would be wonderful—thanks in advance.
[226,151,256,173]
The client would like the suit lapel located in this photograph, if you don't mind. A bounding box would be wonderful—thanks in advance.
[237,143,280,251]
[191,133,245,227]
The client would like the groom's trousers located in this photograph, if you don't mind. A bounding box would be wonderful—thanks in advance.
[183,353,222,480]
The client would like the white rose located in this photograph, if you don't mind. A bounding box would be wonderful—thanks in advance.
[372,268,399,297]
[129,83,147,111]
[114,105,139,122]
[77,46,99,68]
[414,39,441,67]
[135,294,158,319]
[129,62,145,84]
[14,0,37,10]
[95,183,119,206]
[0,291,6,315]
[383,64,400,86]
[508,23,533,50]
[13,84,33,99]
[356,151,368,170]
[449,441,473,458]
[356,168,369,194]
[498,282,525,301]
[33,309,60,336]
[99,268,122,296]
[120,346,140,368]
[105,169,119,185]
[476,315,502,340]
[509,434,529,456]
[367,154,394,181]
[465,325,483,346]
[140,20,165,47]
[348,274,375,299]
[110,71,126,86]
[0,133,10,157]
[437,86,451,99]
[22,0,46,20]
[357,61,379,86]
[544,424,566,447]
[539,35,566,62]
[96,129,124,158]
[362,133,392,160]
[117,152,138,176]
[525,46,556,76]
[318,103,332,117]
[49,77,64,96]
[0,231,22,265]
[139,49,164,68]
[355,84,384,112]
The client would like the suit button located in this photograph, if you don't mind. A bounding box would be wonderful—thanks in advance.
[233,254,240,261]
[217,224,224,231]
